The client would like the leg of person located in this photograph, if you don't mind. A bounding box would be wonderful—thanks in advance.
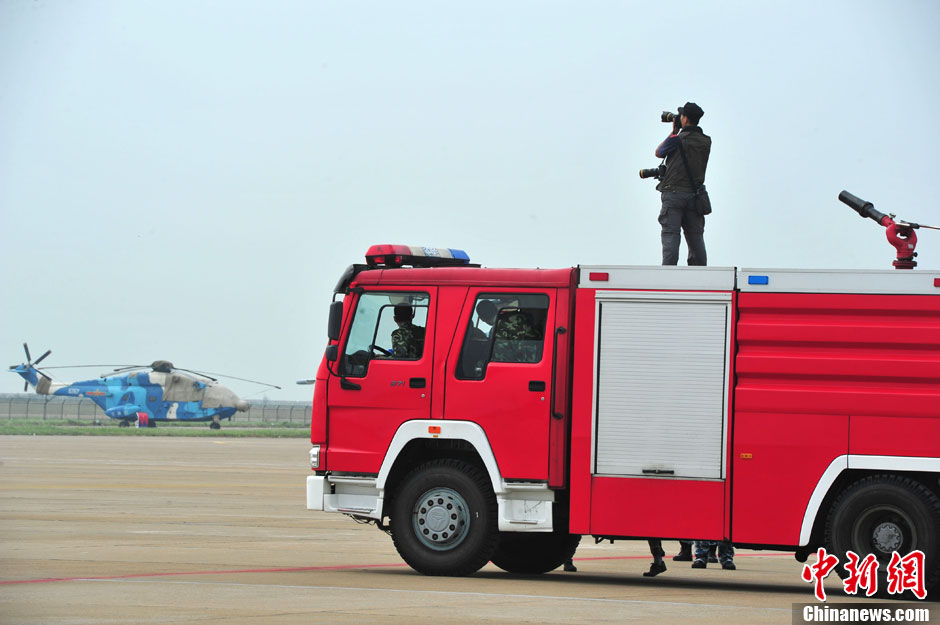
[673,539,693,561]
[718,541,736,570]
[681,208,707,266]
[564,558,577,572]
[707,542,718,563]
[659,193,686,266]
[644,539,667,577]
[692,540,713,568]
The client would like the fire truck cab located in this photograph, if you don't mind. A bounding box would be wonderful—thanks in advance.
[306,245,940,590]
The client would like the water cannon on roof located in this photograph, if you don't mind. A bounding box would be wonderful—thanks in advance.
[839,191,940,270]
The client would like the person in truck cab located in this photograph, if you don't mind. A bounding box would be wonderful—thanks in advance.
[469,300,498,341]
[390,304,425,359]
[492,308,543,363]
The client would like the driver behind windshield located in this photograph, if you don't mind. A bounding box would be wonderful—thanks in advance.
[391,305,425,359]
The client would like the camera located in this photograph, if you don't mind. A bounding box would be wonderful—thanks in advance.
[639,165,666,180]
[661,111,679,123]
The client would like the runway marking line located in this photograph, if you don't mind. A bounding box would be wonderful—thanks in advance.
[0,562,407,585]
[0,553,792,586]
[82,578,794,613]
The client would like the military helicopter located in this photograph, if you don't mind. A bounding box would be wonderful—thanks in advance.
[9,343,280,429]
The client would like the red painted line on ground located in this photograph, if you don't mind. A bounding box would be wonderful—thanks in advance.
[572,552,793,562]
[0,552,793,586]
[0,562,408,585]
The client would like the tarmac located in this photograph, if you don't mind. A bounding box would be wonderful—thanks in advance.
[0,435,928,624]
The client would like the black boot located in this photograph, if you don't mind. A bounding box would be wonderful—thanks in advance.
[708,544,718,564]
[672,543,692,562]
[643,561,667,577]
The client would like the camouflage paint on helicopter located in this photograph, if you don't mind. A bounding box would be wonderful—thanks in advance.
[9,346,265,429]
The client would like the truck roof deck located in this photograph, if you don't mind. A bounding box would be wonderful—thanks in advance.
[351,266,575,288]
[346,263,940,295]
[580,265,940,295]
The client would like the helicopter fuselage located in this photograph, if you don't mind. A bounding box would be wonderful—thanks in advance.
[13,366,245,423]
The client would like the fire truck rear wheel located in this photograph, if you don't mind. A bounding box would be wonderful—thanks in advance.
[390,459,497,576]
[825,474,940,597]
[491,531,582,575]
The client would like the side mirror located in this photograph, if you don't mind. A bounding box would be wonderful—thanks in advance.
[327,301,344,341]
[325,345,338,362]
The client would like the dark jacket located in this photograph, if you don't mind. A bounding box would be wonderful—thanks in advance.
[655,126,711,193]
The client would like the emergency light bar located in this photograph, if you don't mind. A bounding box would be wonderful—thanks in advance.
[365,245,471,268]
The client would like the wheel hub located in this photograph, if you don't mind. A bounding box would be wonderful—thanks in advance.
[872,521,903,553]
[412,487,470,551]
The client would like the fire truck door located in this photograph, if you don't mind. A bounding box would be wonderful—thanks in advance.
[445,289,556,481]
[327,288,436,474]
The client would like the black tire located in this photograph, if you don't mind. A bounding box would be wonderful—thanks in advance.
[491,531,581,574]
[390,459,497,576]
[825,475,940,599]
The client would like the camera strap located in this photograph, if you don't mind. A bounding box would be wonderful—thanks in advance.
[676,138,701,194]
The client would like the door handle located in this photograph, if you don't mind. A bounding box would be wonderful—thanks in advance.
[642,468,675,476]
[528,381,546,392]
[409,378,426,389]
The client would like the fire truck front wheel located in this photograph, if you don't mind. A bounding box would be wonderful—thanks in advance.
[825,474,940,596]
[390,459,498,576]
[491,531,582,574]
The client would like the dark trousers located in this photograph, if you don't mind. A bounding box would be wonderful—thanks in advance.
[695,540,734,563]
[659,191,707,266]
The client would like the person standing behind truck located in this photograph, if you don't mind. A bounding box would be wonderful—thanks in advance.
[654,102,711,266]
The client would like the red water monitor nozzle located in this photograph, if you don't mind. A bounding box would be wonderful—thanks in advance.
[838,191,926,269]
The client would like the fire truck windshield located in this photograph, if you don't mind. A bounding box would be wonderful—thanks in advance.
[342,291,430,377]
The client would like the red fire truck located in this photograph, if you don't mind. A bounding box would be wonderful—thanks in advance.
[306,244,940,594]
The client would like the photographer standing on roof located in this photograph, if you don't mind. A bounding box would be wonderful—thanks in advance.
[653,102,711,266]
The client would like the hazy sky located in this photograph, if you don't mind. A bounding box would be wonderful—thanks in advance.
[2,1,939,400]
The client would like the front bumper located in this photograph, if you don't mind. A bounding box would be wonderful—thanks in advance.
[306,475,384,520]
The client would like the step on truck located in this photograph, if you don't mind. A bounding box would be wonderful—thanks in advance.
[305,244,940,595]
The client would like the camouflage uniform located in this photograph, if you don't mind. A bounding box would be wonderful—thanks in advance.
[391,323,425,359]
[492,312,542,363]
[694,540,734,566]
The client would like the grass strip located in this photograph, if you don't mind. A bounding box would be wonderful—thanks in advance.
[0,419,309,438]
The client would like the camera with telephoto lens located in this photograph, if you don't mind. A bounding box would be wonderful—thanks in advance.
[661,111,680,123]
[639,165,666,180]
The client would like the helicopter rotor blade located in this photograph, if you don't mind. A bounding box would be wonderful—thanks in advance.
[182,369,281,390]
[23,343,31,363]
[33,350,52,366]
[37,364,136,370]
[36,370,52,380]
[24,380,28,392]
[171,367,218,382]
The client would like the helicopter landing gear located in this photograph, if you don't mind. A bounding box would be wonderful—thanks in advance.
[209,416,222,430]
[118,420,131,428]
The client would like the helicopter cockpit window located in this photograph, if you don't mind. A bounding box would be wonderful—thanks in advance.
[342,291,429,377]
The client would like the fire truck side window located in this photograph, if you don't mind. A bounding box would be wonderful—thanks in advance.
[456,293,549,379]
[341,292,429,377]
